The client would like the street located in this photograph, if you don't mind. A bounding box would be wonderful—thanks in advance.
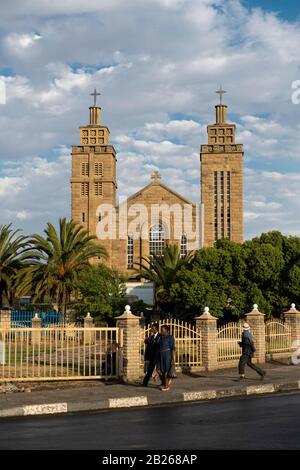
[1,392,300,450]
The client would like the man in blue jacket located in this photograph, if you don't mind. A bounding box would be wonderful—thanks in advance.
[238,322,266,380]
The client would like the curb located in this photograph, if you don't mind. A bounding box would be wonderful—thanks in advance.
[0,381,300,418]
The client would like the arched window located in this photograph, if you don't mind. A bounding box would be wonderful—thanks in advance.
[180,234,187,258]
[149,224,165,257]
[127,235,134,269]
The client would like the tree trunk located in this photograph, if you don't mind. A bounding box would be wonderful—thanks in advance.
[61,286,67,325]
[153,281,159,311]
[0,279,5,309]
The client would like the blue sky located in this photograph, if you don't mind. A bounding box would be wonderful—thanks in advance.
[0,0,300,240]
[244,0,300,21]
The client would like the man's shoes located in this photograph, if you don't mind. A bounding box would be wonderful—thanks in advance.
[239,375,246,380]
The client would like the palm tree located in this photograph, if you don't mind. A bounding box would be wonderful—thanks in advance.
[138,244,194,311]
[17,218,108,319]
[0,224,32,308]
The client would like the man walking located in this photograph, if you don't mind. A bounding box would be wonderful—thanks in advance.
[142,322,161,387]
[238,322,266,380]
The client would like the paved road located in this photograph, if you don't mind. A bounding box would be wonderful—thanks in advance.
[1,392,300,450]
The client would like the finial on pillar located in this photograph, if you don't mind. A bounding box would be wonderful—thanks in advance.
[246,303,264,317]
[195,306,217,320]
[115,304,139,320]
[284,303,300,314]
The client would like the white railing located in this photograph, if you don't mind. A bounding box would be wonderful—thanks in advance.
[0,327,122,382]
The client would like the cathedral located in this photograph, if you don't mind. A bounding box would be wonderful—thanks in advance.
[71,89,244,279]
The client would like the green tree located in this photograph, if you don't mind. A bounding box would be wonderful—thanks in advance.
[0,224,33,308]
[244,232,289,315]
[171,247,232,319]
[244,239,284,290]
[170,233,296,320]
[138,244,194,311]
[17,218,107,318]
[286,264,300,301]
[74,264,126,320]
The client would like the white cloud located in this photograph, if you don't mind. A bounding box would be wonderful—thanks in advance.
[5,32,42,50]
[245,9,300,65]
[245,168,300,238]
[142,120,202,140]
[0,148,70,234]
[16,210,31,221]
[116,135,187,156]
[0,0,300,239]
[0,0,205,23]
[0,176,23,198]
[53,68,90,92]
[250,201,281,210]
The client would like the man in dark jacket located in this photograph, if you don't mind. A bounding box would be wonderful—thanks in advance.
[238,322,266,380]
[142,323,161,387]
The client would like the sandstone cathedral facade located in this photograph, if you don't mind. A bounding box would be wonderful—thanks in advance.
[71,90,244,279]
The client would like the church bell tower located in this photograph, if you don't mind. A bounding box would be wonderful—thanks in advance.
[200,86,244,247]
[70,89,117,262]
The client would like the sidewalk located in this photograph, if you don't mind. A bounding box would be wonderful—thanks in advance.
[0,360,299,418]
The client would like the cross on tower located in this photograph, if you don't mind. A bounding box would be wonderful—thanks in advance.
[151,170,161,181]
[215,85,227,105]
[90,88,101,106]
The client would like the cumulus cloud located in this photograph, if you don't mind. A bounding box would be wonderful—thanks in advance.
[244,168,300,238]
[5,32,42,51]
[0,148,70,234]
[0,0,300,238]
[142,120,202,141]
[114,117,201,205]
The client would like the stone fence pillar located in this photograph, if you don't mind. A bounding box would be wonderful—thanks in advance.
[0,307,12,328]
[245,304,265,363]
[284,303,300,344]
[32,313,42,346]
[195,307,218,371]
[116,305,141,382]
[84,312,95,345]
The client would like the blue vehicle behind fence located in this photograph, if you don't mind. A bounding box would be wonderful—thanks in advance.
[11,311,62,328]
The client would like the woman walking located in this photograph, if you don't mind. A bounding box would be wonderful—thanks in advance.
[156,325,176,392]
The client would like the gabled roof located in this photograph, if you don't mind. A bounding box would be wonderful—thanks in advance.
[117,179,195,207]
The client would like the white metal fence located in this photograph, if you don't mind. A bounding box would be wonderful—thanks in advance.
[0,327,122,382]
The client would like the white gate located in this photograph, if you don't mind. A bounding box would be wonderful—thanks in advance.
[217,322,243,362]
[140,319,202,370]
